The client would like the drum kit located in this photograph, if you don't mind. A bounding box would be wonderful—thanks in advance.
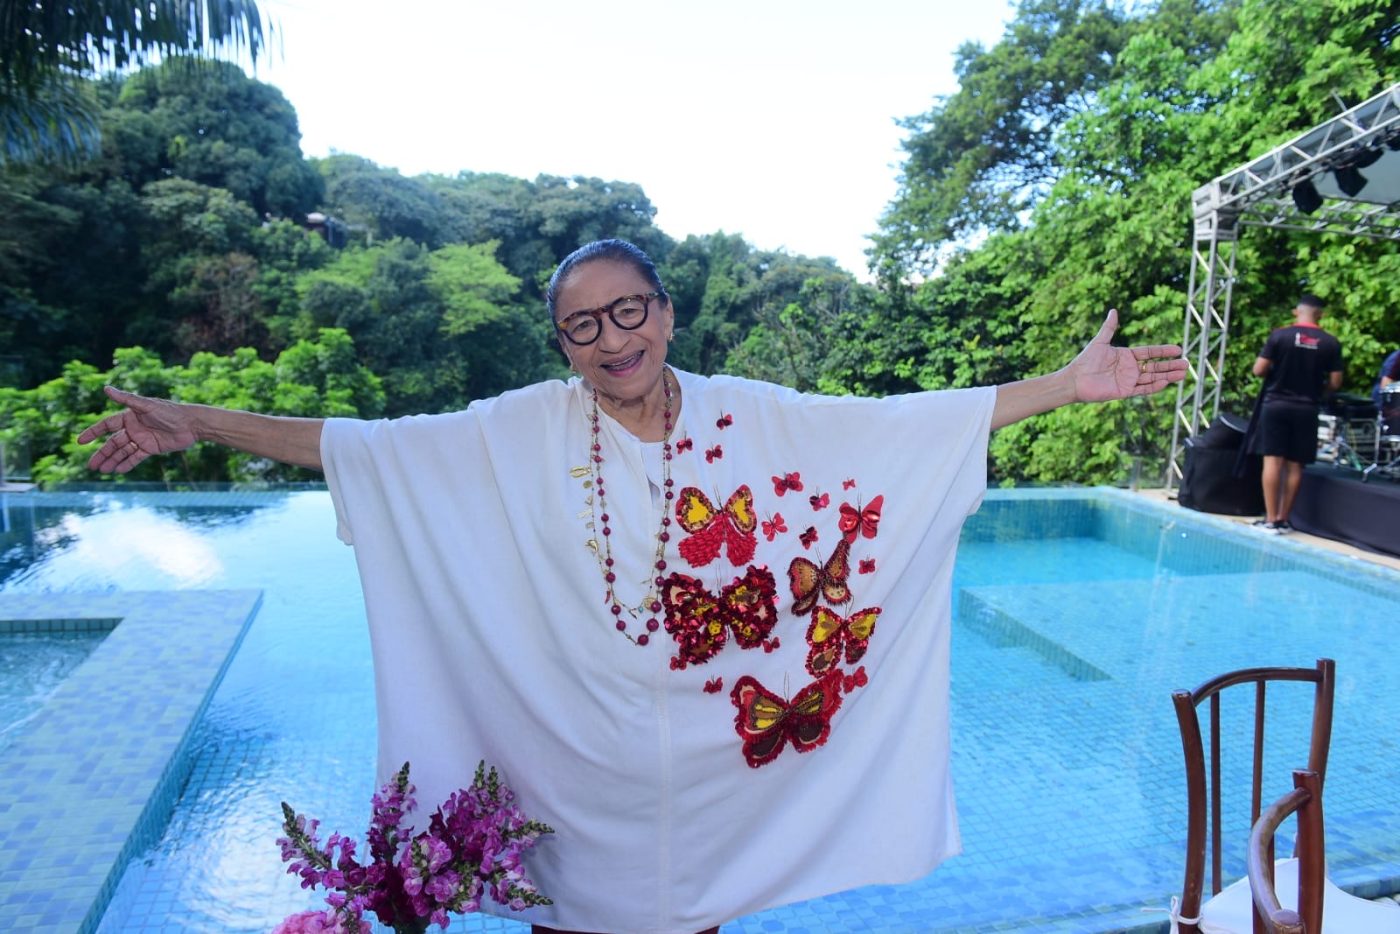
[1316,387,1400,480]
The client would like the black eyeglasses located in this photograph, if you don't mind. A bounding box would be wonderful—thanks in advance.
[555,292,662,346]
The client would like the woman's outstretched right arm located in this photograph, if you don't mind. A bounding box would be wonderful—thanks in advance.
[78,386,326,474]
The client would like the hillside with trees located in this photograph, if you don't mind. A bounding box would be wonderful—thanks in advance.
[1,0,1397,487]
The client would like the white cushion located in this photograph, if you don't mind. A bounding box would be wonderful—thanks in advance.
[1200,858,1400,933]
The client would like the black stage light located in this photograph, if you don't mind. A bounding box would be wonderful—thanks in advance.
[1334,164,1368,197]
[1353,147,1384,169]
[1292,178,1324,214]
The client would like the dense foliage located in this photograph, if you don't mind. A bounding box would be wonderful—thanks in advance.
[2,0,267,165]
[2,0,1397,488]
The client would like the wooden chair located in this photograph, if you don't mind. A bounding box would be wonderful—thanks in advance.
[1246,768,1324,934]
[1172,658,1400,933]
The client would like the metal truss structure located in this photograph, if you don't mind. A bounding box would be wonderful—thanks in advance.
[1166,82,1400,490]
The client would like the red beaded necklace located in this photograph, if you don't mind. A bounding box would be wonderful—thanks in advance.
[587,370,676,646]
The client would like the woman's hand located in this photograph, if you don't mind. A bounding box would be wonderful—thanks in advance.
[78,386,200,474]
[991,309,1187,430]
[1069,309,1187,403]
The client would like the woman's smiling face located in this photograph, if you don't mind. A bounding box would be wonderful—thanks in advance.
[554,260,674,412]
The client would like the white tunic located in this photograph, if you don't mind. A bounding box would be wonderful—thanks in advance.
[320,370,995,933]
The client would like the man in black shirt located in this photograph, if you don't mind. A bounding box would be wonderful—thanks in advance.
[1373,348,1400,406]
[1248,294,1343,533]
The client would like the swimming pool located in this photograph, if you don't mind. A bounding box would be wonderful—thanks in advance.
[2,487,1397,933]
[0,628,109,752]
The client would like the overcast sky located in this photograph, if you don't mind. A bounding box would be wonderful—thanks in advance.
[252,0,1014,277]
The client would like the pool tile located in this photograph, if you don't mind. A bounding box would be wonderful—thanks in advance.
[0,590,261,933]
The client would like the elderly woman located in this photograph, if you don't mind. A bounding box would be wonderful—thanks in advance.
[80,239,1185,934]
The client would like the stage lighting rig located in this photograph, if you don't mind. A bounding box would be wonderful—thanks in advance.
[1333,146,1383,197]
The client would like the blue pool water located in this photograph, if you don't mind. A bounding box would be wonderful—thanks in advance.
[0,630,109,752]
[2,487,1398,933]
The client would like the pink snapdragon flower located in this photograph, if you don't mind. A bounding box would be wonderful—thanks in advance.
[274,761,553,934]
[271,909,369,934]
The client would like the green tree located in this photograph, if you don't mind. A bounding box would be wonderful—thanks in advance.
[288,239,561,415]
[1,1,266,166]
[863,0,1398,485]
[0,329,383,486]
[135,177,263,357]
[317,154,450,247]
[106,60,322,218]
[662,233,854,376]
[874,0,1135,279]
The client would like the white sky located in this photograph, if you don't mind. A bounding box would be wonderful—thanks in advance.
[251,0,1014,278]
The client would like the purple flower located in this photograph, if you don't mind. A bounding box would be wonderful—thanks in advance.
[270,908,369,934]
[275,761,553,931]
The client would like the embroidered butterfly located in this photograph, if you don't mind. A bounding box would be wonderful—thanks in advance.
[809,492,830,511]
[661,566,778,669]
[842,478,856,490]
[716,413,733,429]
[705,445,723,463]
[842,666,868,694]
[838,494,884,544]
[704,677,724,694]
[676,485,757,567]
[761,513,787,542]
[730,671,844,768]
[771,472,804,496]
[787,538,850,615]
[858,558,876,575]
[676,437,694,453]
[798,526,818,549]
[805,605,881,675]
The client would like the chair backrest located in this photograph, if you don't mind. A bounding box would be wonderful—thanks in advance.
[1248,769,1325,934]
[1171,658,1335,933]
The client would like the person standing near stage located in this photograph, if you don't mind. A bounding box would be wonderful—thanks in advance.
[1380,348,1400,397]
[1248,293,1343,533]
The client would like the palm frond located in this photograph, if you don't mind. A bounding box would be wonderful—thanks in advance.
[0,79,102,167]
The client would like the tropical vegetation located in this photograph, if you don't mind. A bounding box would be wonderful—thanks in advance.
[1,0,1397,488]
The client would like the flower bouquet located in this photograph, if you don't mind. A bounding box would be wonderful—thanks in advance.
[273,761,553,934]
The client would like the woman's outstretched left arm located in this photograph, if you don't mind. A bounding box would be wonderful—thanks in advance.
[991,309,1187,431]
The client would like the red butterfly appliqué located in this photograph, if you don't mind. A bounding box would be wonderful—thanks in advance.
[675,437,694,453]
[842,666,868,694]
[705,445,723,463]
[838,494,884,544]
[703,677,724,694]
[809,492,830,511]
[842,478,856,490]
[805,605,881,675]
[771,472,804,496]
[676,485,757,567]
[798,526,818,549]
[716,413,733,429]
[787,538,850,616]
[730,671,844,768]
[858,558,876,575]
[661,566,778,669]
[761,512,787,541]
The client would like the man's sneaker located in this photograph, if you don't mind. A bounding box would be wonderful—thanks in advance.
[1251,519,1282,533]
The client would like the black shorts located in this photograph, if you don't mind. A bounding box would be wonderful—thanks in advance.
[1252,401,1319,464]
